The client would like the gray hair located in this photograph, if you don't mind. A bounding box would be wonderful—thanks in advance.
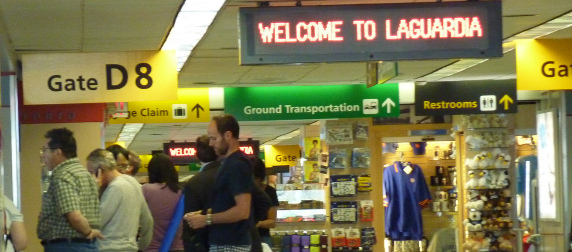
[87,149,116,171]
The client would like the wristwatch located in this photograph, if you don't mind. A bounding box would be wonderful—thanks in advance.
[206,214,212,225]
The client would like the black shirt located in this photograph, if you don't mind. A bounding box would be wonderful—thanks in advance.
[258,185,279,238]
[210,151,254,246]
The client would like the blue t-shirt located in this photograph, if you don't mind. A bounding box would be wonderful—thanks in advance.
[383,162,431,241]
[209,150,254,246]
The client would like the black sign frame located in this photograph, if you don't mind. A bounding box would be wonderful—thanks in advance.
[239,1,502,65]
[163,140,260,165]
[415,80,517,116]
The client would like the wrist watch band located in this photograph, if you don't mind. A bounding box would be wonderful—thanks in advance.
[206,214,212,225]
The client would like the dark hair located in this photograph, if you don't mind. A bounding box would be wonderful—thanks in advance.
[45,128,77,158]
[251,157,266,181]
[313,139,318,144]
[106,144,130,161]
[196,135,217,162]
[212,114,240,139]
[148,153,180,193]
[128,150,141,176]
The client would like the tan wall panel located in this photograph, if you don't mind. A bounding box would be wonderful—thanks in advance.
[20,122,103,251]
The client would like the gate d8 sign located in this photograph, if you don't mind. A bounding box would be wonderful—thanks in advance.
[22,51,178,105]
[224,84,399,121]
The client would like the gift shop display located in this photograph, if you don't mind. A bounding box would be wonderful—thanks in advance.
[458,114,516,251]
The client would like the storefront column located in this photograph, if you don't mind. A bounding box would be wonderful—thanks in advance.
[536,91,568,251]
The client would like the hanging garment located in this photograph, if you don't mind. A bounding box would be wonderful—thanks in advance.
[383,161,432,241]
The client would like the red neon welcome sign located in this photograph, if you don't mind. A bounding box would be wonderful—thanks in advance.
[239,1,502,65]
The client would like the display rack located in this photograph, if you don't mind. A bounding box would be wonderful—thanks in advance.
[323,119,377,251]
[457,114,517,252]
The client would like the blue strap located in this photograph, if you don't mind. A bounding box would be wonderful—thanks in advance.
[159,194,185,252]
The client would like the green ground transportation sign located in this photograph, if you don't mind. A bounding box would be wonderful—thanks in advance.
[225,84,399,121]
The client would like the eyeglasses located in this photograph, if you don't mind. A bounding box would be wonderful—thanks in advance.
[40,147,57,155]
[116,163,132,171]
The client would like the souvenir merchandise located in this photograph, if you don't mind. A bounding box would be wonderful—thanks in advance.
[460,114,516,251]
[330,201,358,223]
[345,228,361,247]
[288,166,304,187]
[331,228,347,247]
[282,235,292,252]
[357,174,372,192]
[305,137,321,160]
[361,227,377,248]
[304,161,320,182]
[359,200,374,222]
[319,153,329,174]
[329,149,348,169]
[330,175,357,197]
[310,234,320,246]
[382,142,399,154]
[410,142,427,155]
[354,122,369,140]
[272,234,283,250]
[271,231,330,252]
[351,148,371,168]
[292,234,301,246]
[326,123,354,145]
[383,161,431,241]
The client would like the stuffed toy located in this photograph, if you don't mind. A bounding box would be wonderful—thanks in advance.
[496,170,510,188]
[497,237,514,251]
[466,135,487,149]
[466,154,481,169]
[478,170,490,189]
[489,170,500,188]
[466,170,479,189]
[484,190,500,210]
[497,210,513,229]
[464,211,485,231]
[478,152,490,169]
[466,192,487,210]
[501,154,511,168]
[493,154,505,169]
[463,231,490,252]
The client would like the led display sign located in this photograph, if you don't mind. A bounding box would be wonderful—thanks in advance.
[163,141,260,165]
[239,1,502,65]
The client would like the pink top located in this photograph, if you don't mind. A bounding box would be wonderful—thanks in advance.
[142,183,184,252]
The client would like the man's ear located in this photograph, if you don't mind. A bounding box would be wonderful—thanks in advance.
[54,148,63,157]
[224,131,232,141]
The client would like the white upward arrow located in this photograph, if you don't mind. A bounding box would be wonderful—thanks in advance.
[382,98,396,113]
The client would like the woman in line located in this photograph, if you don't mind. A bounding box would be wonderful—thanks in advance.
[251,158,279,247]
[142,154,184,252]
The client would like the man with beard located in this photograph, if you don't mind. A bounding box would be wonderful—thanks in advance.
[185,114,254,252]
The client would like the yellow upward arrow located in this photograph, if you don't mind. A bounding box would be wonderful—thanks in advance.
[499,95,513,110]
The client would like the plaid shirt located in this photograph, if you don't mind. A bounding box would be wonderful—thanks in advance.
[37,158,101,240]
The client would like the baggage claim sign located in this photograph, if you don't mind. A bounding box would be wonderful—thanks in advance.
[239,1,502,65]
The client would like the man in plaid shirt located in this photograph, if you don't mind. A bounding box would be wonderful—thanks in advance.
[37,128,103,252]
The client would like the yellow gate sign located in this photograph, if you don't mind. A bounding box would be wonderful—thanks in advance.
[22,51,178,104]
[109,88,210,124]
[517,39,572,90]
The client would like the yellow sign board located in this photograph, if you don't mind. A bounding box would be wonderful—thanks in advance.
[138,154,180,173]
[22,51,178,104]
[517,39,572,90]
[109,88,210,124]
[264,145,300,168]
